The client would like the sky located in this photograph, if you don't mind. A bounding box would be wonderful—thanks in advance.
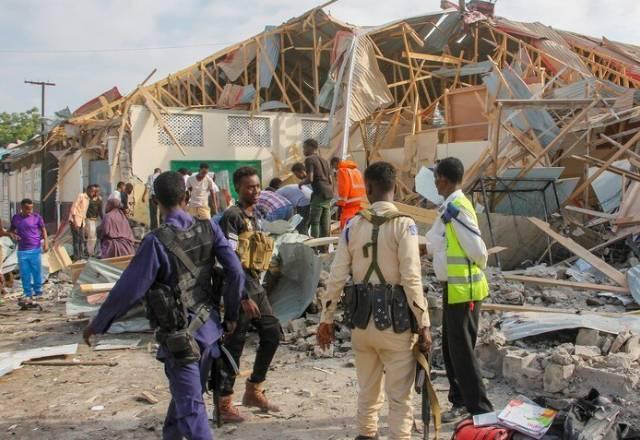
[1,0,639,114]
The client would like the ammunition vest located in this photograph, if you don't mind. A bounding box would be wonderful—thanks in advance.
[342,209,419,333]
[145,219,221,366]
[228,206,274,273]
[444,195,489,304]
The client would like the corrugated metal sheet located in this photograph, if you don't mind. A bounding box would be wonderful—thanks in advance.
[484,65,559,146]
[269,242,321,324]
[259,25,280,89]
[500,311,640,341]
[432,60,492,78]
[66,258,149,333]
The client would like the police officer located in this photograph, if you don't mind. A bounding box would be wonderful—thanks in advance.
[426,157,493,423]
[217,166,281,422]
[317,161,432,440]
[83,171,244,440]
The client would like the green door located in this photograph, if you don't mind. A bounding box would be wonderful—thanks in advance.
[170,160,262,199]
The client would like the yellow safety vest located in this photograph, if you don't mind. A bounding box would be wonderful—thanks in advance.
[444,195,489,304]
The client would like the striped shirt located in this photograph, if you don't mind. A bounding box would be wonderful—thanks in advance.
[256,190,292,217]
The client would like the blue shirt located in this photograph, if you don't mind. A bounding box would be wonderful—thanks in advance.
[277,184,312,208]
[89,209,245,350]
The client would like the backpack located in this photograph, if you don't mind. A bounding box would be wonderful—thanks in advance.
[452,419,513,440]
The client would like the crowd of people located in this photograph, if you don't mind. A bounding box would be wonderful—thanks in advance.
[69,183,136,261]
[0,135,492,439]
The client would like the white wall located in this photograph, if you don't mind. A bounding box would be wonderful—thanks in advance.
[58,151,85,203]
[129,105,329,186]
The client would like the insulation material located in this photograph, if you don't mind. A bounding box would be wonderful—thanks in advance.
[445,85,488,142]
[258,26,280,89]
[346,35,394,123]
[218,42,257,82]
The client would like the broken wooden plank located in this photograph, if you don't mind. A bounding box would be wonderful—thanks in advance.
[138,391,159,405]
[22,360,118,367]
[503,274,630,294]
[528,217,628,287]
[564,205,618,219]
[481,302,622,317]
[80,283,115,294]
[488,246,508,255]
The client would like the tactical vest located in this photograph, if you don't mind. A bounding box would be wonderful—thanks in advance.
[229,206,274,273]
[343,209,419,333]
[445,195,489,305]
[145,219,221,366]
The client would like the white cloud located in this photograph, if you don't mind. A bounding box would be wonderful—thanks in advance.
[1,0,639,113]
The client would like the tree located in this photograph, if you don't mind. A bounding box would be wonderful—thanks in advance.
[0,108,41,147]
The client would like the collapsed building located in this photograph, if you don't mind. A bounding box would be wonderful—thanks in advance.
[3,1,640,424]
[2,0,640,232]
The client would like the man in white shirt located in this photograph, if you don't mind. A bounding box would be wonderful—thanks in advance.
[186,163,218,220]
[110,181,125,203]
[425,157,493,424]
[142,168,161,229]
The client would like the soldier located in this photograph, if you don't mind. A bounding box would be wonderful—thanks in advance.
[425,157,493,423]
[217,166,281,422]
[317,161,432,440]
[83,171,245,440]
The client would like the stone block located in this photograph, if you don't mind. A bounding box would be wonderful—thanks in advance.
[313,344,334,358]
[288,318,308,338]
[475,342,504,375]
[544,363,575,393]
[503,352,540,390]
[611,330,633,354]
[623,336,640,360]
[503,352,534,379]
[576,328,600,347]
[606,352,636,370]
[574,345,601,360]
[574,366,639,397]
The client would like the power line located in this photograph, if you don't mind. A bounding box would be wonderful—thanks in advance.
[0,42,230,55]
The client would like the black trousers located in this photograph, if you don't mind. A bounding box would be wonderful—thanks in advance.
[71,225,86,260]
[442,282,493,415]
[296,205,310,235]
[221,288,281,396]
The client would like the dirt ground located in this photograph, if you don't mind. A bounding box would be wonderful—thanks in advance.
[0,284,520,440]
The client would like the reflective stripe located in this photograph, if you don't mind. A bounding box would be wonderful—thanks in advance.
[447,256,470,265]
[448,273,484,285]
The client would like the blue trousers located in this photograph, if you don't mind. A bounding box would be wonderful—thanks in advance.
[162,344,216,440]
[17,248,42,297]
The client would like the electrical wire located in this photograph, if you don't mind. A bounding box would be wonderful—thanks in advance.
[0,42,230,55]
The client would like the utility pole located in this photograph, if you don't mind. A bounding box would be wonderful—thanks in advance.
[24,80,56,137]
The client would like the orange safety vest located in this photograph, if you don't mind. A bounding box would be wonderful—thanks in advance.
[336,160,365,207]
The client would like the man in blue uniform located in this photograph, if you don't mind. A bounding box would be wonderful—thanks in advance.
[83,171,245,440]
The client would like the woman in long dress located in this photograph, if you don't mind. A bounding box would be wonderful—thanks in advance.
[98,199,135,258]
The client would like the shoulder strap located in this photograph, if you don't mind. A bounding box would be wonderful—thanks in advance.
[154,225,199,276]
[357,209,412,284]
